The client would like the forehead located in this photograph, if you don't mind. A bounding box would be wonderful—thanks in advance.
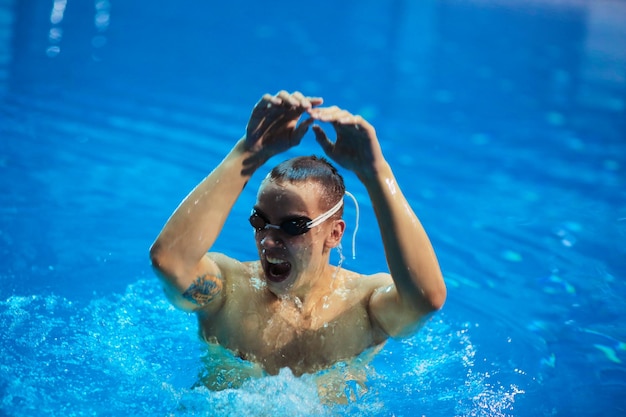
[256,180,323,214]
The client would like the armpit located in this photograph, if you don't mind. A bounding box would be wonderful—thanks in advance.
[182,273,223,307]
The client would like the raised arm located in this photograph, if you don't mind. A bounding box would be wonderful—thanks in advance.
[309,106,446,336]
[150,91,321,312]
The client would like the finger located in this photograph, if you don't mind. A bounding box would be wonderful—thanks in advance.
[312,125,334,155]
[307,96,324,107]
[338,113,359,124]
[277,90,298,107]
[260,93,282,109]
[336,111,358,124]
[308,106,343,122]
[294,117,314,141]
[291,91,311,109]
[352,115,375,131]
[324,108,354,124]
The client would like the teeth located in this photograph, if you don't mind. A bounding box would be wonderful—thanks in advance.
[266,257,284,264]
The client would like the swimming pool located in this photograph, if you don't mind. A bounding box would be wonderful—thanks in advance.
[1,0,624,415]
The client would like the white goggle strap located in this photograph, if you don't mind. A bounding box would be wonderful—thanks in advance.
[344,191,359,259]
[307,191,360,259]
[307,198,344,228]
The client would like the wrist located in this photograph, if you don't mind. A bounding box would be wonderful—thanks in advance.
[232,137,268,176]
[357,159,391,187]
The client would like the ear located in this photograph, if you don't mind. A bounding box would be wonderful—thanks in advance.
[325,219,346,249]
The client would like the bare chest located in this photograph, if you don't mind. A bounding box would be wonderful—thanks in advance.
[200,294,376,375]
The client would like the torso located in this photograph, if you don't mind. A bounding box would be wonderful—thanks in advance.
[196,261,388,376]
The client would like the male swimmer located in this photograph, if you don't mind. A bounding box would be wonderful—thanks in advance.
[150,90,446,377]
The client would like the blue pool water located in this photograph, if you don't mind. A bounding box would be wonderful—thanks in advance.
[1,0,625,415]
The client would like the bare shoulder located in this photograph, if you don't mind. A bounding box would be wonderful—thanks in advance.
[341,269,394,298]
[340,268,429,338]
[206,253,258,288]
[174,252,253,313]
[207,252,250,274]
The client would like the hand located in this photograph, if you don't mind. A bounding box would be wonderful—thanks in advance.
[309,106,384,180]
[244,91,323,162]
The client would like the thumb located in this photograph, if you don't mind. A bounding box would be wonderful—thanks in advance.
[312,125,333,155]
[294,117,314,142]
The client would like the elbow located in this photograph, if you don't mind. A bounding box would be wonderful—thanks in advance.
[399,273,447,315]
[418,280,446,313]
[149,240,163,270]
[427,283,447,311]
[149,239,174,277]
[423,267,447,311]
[149,241,197,312]
[401,282,447,318]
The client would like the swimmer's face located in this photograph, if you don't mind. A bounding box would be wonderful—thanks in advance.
[252,179,342,295]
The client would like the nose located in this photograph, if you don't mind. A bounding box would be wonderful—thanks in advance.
[260,233,284,249]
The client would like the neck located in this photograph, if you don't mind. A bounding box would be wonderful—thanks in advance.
[288,262,337,307]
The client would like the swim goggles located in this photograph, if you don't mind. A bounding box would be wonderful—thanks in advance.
[249,198,344,236]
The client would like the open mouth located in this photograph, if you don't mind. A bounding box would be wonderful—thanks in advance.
[264,256,292,283]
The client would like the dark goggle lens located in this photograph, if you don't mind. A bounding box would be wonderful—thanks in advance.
[281,218,310,235]
[249,212,267,230]
[249,211,311,236]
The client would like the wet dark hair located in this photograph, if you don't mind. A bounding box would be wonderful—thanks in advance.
[268,156,345,213]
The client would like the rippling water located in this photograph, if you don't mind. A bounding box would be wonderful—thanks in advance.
[1,0,625,415]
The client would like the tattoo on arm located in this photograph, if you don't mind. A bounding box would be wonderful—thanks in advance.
[182,273,223,307]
